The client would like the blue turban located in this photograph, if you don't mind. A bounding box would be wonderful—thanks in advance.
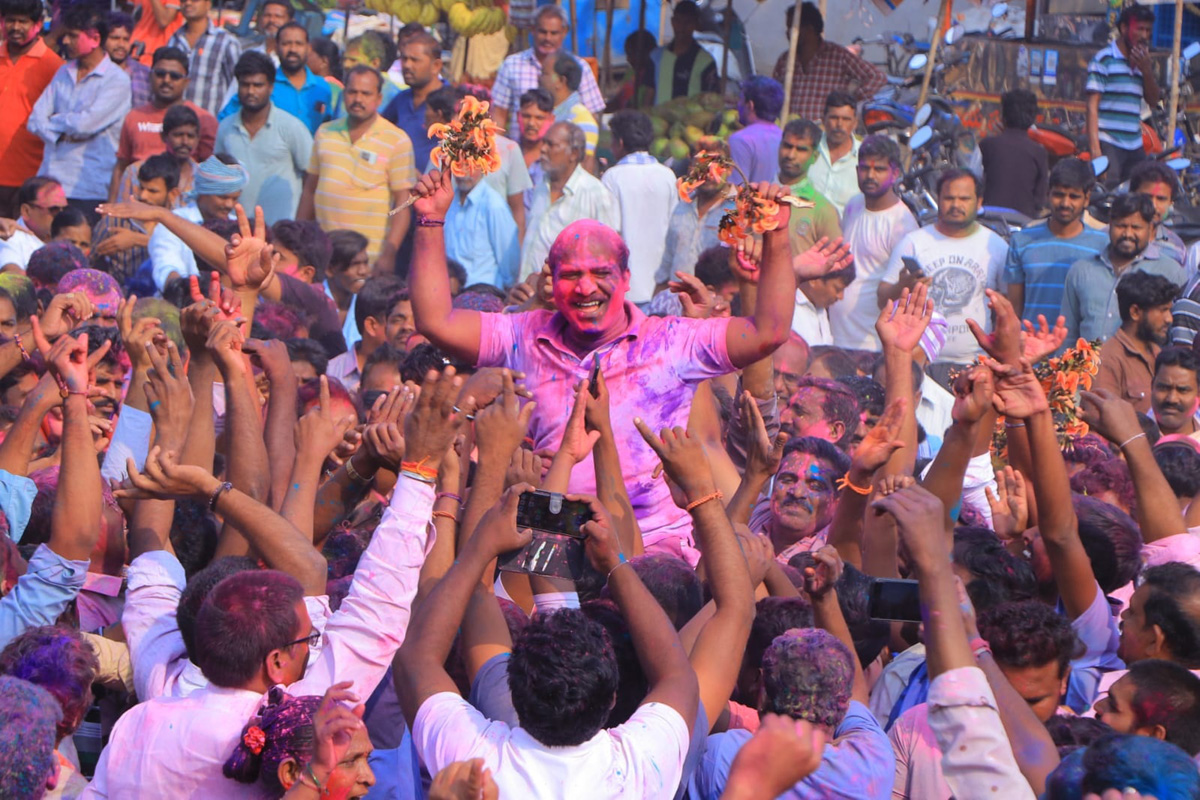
[194,156,249,196]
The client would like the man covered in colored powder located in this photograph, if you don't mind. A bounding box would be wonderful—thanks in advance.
[408,168,849,561]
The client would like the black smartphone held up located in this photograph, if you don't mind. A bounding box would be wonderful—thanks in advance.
[588,354,602,398]
[901,256,925,278]
[867,578,923,622]
[497,491,594,580]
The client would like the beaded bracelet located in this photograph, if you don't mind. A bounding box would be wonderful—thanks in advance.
[416,214,445,227]
[208,481,234,511]
[12,333,30,363]
[685,490,723,511]
[835,472,872,496]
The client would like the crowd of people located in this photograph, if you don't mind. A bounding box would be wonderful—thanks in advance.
[0,0,1200,797]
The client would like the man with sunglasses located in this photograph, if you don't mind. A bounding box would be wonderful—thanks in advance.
[0,176,65,271]
[109,45,217,202]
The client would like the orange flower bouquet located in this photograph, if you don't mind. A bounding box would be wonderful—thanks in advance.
[676,150,813,246]
[992,337,1102,456]
[391,95,501,215]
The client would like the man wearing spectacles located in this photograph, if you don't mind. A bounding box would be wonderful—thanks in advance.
[0,176,65,271]
[108,44,217,202]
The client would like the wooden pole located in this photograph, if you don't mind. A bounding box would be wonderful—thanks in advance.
[719,0,732,97]
[602,0,614,93]
[1168,0,1184,151]
[914,0,950,123]
[818,0,826,20]
[569,0,578,55]
[658,0,668,45]
[780,4,801,121]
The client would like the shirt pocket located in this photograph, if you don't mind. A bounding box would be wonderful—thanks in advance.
[347,148,389,192]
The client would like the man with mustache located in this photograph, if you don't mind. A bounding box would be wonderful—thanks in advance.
[828,135,917,350]
[1150,347,1200,442]
[1096,273,1180,414]
[1061,192,1185,346]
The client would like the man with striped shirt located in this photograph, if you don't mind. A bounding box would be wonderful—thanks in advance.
[1086,4,1159,188]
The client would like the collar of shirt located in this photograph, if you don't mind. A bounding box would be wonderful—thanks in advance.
[1100,242,1163,270]
[535,301,647,359]
[82,571,125,597]
[554,91,584,119]
[818,135,860,166]
[615,151,659,166]
[324,112,385,141]
[777,174,818,200]
[0,37,50,63]
[555,164,590,199]
[235,101,279,132]
[1112,326,1159,367]
[276,63,323,92]
[67,52,118,81]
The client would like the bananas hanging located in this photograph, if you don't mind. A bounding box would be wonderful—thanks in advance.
[373,0,507,36]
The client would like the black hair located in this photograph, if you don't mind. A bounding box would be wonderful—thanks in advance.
[0,0,45,21]
[782,117,822,147]
[743,596,813,684]
[285,338,329,376]
[694,245,734,289]
[1142,562,1200,667]
[1045,715,1114,757]
[446,259,468,290]
[952,527,1038,611]
[138,153,182,192]
[1118,4,1156,28]
[106,10,133,33]
[169,499,219,578]
[62,3,110,45]
[787,1,823,34]
[259,0,295,21]
[626,554,703,629]
[50,207,88,238]
[837,375,885,419]
[355,275,406,335]
[808,344,861,379]
[177,556,259,662]
[1049,157,1095,192]
[1000,88,1038,130]
[1130,161,1181,201]
[399,342,447,383]
[1117,271,1180,324]
[1109,192,1156,225]
[609,109,654,153]
[936,167,984,199]
[361,342,405,386]
[152,45,190,72]
[344,64,384,93]
[310,36,342,81]
[193,570,305,688]
[327,229,368,273]
[508,608,619,746]
[17,177,60,210]
[673,0,701,18]
[551,51,583,91]
[1126,659,1200,755]
[519,87,555,113]
[1156,345,1199,377]
[780,434,853,475]
[1045,733,1200,800]
[824,90,856,114]
[740,76,784,121]
[276,19,307,41]
[426,85,467,122]
[858,134,903,170]
[1154,442,1200,499]
[270,220,331,282]
[786,377,861,451]
[162,103,200,135]
[235,49,277,84]
[978,600,1084,678]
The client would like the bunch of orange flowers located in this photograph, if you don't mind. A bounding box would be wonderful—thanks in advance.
[428,95,502,177]
[676,150,800,246]
[993,338,1102,458]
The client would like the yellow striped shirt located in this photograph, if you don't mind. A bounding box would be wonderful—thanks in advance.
[308,113,416,258]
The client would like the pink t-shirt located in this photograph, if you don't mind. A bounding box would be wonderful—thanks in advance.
[477,305,734,552]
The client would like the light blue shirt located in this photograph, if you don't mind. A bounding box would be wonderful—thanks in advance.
[1060,243,1187,344]
[323,279,360,352]
[690,701,895,800]
[149,204,205,292]
[445,181,521,289]
[0,544,90,652]
[0,469,36,543]
[220,65,332,135]
[215,103,313,225]
[657,189,737,285]
[27,54,131,200]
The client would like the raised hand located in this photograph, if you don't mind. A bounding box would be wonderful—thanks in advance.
[983,357,1048,420]
[729,235,763,283]
[795,236,854,282]
[583,363,612,433]
[870,483,946,567]
[575,493,620,574]
[1021,314,1068,364]
[557,381,601,465]
[411,169,454,219]
[802,545,844,599]
[669,271,727,319]
[306,682,366,797]
[633,418,717,500]
[472,483,536,559]
[743,390,787,481]
[92,226,144,257]
[295,376,358,461]
[144,338,193,449]
[1078,388,1143,446]
[40,291,95,340]
[967,289,1023,366]
[95,199,163,223]
[985,465,1028,543]
[458,368,532,411]
[951,364,995,425]
[117,296,164,373]
[722,714,827,799]
[876,283,933,353]
[30,317,110,395]
[751,181,794,231]
[737,527,776,586]
[429,759,499,800]
[115,445,220,501]
[473,369,535,463]
[851,397,907,475]
[505,448,544,489]
[242,338,293,383]
[403,367,472,469]
[205,319,247,377]
[189,272,243,323]
[224,204,277,293]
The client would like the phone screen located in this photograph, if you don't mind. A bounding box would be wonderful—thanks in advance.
[515,491,592,537]
[588,355,601,398]
[868,578,923,622]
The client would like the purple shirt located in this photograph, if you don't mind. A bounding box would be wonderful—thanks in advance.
[478,304,734,549]
[728,121,782,185]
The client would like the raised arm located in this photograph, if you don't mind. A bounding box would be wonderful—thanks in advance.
[875,283,932,476]
[407,170,483,364]
[726,392,786,527]
[243,338,299,510]
[919,365,994,535]
[636,419,754,730]
[0,373,60,478]
[802,546,869,706]
[585,367,643,557]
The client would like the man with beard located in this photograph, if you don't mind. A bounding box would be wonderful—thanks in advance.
[1061,193,1185,346]
[1150,347,1200,442]
[1005,157,1107,325]
[829,135,917,350]
[220,22,330,136]
[104,12,152,108]
[112,104,201,204]
[1097,273,1180,413]
[878,169,1006,384]
[299,65,414,272]
[215,50,313,224]
[382,32,444,171]
[110,45,217,201]
[776,118,840,257]
[0,0,62,217]
[409,163,847,560]
[28,3,131,222]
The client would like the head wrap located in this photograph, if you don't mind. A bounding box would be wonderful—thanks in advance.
[57,269,122,318]
[919,311,949,364]
[194,156,249,196]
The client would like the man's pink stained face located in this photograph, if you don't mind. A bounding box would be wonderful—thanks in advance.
[550,225,630,338]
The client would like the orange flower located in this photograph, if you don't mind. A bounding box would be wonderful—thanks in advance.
[1080,373,1093,391]
[459,95,484,116]
[1064,419,1090,437]
[1075,338,1093,353]
[427,122,451,139]
[429,146,444,167]
[677,177,702,203]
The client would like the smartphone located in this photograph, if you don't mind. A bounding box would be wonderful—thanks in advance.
[588,354,602,398]
[497,491,593,580]
[901,256,925,279]
[868,578,923,622]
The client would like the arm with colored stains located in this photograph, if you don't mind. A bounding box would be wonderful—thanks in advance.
[581,368,644,557]
[919,366,993,539]
[802,547,869,706]
[408,171,482,364]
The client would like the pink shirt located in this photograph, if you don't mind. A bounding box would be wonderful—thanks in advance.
[478,305,734,550]
[84,478,435,799]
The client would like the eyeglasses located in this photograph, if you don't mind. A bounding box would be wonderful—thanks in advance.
[284,631,321,649]
[153,68,186,80]
[32,203,65,215]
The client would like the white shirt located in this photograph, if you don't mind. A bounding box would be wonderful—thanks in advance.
[882,225,1008,363]
[84,478,436,798]
[148,204,205,292]
[0,224,44,270]
[792,288,832,346]
[808,137,861,217]
[916,379,955,454]
[600,152,679,303]
[521,165,618,280]
[412,693,690,800]
[829,194,919,350]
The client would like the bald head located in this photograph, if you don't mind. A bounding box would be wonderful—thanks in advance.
[548,220,629,275]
